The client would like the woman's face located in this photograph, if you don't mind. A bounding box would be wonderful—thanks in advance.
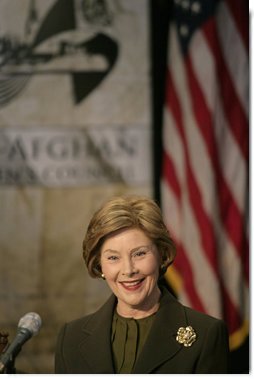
[100,227,161,318]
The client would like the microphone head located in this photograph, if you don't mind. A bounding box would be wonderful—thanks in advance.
[18,312,42,336]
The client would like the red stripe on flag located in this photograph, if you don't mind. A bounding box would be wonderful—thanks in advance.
[162,150,182,200]
[173,242,207,313]
[220,280,243,332]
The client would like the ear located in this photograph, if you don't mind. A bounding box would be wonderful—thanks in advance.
[93,262,102,278]
[159,251,172,274]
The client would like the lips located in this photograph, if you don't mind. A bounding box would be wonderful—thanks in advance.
[119,278,145,291]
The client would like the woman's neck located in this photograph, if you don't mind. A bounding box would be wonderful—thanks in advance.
[116,286,161,319]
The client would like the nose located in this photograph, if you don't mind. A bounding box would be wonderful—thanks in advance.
[121,256,138,277]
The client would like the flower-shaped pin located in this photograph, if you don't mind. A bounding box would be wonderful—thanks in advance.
[176,326,197,347]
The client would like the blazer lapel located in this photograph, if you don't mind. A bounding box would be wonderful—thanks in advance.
[78,294,116,374]
[133,288,186,374]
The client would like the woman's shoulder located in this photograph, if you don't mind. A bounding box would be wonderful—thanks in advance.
[63,312,94,331]
[183,304,227,330]
[160,285,227,330]
[60,292,116,333]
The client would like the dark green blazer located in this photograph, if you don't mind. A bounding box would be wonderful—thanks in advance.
[55,287,229,374]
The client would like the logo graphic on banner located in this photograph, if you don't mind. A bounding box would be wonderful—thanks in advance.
[0,0,118,107]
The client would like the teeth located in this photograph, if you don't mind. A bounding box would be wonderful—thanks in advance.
[122,280,142,287]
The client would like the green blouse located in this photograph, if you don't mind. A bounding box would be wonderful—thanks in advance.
[111,311,156,374]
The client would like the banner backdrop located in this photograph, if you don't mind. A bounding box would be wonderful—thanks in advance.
[0,0,151,373]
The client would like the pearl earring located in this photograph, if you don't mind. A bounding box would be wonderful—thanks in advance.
[101,273,105,280]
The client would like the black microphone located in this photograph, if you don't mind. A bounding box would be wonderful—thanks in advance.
[0,312,42,373]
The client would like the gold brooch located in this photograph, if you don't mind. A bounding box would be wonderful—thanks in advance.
[176,326,197,347]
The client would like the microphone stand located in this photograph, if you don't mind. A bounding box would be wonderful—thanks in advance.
[0,354,16,374]
[0,332,16,374]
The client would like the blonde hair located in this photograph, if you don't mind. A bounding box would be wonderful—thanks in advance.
[82,195,176,278]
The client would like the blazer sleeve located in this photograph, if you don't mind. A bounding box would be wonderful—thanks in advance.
[195,319,230,373]
[55,324,68,374]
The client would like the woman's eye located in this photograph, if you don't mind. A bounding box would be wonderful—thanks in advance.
[134,251,147,257]
[108,255,119,261]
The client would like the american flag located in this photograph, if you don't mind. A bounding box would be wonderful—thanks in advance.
[161,0,249,350]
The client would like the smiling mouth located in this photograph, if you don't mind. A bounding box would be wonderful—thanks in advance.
[120,278,145,291]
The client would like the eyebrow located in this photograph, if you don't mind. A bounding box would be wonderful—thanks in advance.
[102,249,119,255]
[131,245,151,253]
[102,245,151,255]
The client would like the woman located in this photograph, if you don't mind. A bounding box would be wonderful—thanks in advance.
[55,195,229,374]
